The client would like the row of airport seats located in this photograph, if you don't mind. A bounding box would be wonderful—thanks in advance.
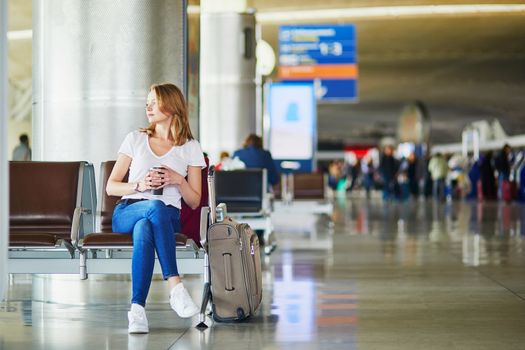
[214,170,334,253]
[271,173,334,250]
[213,170,333,235]
[8,162,328,280]
[8,161,208,279]
[274,173,334,215]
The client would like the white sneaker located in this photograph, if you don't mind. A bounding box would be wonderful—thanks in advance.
[170,283,199,318]
[128,304,149,334]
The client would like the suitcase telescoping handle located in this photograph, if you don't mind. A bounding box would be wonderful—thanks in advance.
[207,165,216,225]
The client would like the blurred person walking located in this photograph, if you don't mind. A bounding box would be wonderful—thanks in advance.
[379,145,399,201]
[12,134,32,161]
[494,144,513,201]
[480,151,497,200]
[407,152,419,198]
[361,157,375,198]
[428,153,448,200]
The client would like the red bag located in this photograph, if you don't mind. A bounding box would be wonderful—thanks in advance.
[180,156,209,246]
[477,180,483,201]
[501,180,515,202]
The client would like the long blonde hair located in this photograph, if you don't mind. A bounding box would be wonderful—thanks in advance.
[140,83,193,146]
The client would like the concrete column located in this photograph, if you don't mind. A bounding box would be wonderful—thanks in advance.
[0,0,8,301]
[33,0,187,168]
[201,0,249,13]
[199,11,256,164]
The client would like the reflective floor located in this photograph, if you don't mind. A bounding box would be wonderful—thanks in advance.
[1,198,525,349]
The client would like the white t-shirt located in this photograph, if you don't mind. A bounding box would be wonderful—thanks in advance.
[119,130,206,209]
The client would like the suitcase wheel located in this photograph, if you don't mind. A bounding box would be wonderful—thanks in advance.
[236,308,245,320]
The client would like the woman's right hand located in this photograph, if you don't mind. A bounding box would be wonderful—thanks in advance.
[144,169,164,189]
[135,172,159,192]
[107,154,166,196]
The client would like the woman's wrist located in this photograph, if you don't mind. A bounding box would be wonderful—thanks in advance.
[134,181,144,193]
[168,174,182,186]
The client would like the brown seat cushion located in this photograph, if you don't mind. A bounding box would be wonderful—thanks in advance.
[82,233,133,246]
[82,232,188,247]
[10,225,72,240]
[293,173,325,200]
[9,233,58,246]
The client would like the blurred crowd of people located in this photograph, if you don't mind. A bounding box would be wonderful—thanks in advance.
[327,143,520,202]
[214,134,522,204]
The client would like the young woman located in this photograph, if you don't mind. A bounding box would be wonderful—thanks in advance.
[106,83,204,333]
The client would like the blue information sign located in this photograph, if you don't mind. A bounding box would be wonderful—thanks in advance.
[278,24,358,102]
[279,25,357,65]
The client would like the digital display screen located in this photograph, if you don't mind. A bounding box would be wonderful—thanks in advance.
[268,83,316,160]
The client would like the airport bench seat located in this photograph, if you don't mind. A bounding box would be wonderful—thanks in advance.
[275,172,333,215]
[9,161,94,252]
[9,233,60,247]
[214,168,275,254]
[78,161,207,278]
[215,168,268,216]
[292,173,326,200]
[8,161,96,275]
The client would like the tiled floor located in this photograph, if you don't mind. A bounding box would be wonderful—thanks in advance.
[1,198,525,349]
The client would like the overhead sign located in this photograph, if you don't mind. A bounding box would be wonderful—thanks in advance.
[278,24,358,101]
[267,82,316,172]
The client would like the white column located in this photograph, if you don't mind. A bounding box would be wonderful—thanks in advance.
[201,0,248,13]
[0,0,9,301]
[199,1,256,164]
[33,0,186,169]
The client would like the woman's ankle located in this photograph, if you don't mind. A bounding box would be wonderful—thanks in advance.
[131,303,145,313]
[167,276,182,290]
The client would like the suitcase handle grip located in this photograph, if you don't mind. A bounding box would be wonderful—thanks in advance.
[223,253,234,291]
[208,166,216,225]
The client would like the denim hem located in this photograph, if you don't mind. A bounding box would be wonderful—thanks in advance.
[163,273,180,280]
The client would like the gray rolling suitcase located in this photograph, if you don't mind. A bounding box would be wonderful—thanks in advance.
[196,166,262,327]
[208,216,262,322]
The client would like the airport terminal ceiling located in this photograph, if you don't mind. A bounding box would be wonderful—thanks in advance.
[7,0,525,145]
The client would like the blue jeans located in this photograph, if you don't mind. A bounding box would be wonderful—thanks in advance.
[433,179,445,200]
[498,173,510,200]
[112,199,181,307]
[382,177,396,201]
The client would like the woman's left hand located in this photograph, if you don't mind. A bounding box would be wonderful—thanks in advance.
[157,165,184,187]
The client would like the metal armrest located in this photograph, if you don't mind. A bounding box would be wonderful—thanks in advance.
[263,193,273,214]
[185,239,199,252]
[199,206,210,247]
[70,206,91,247]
